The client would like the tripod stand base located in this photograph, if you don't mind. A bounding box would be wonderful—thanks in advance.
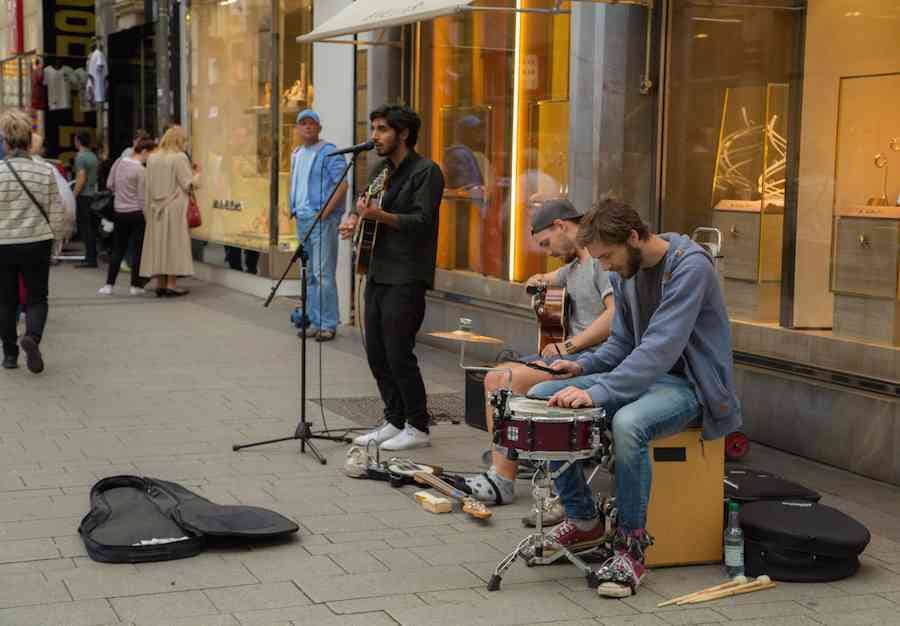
[232,424,366,465]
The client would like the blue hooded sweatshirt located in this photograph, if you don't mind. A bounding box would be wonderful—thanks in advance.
[571,233,742,441]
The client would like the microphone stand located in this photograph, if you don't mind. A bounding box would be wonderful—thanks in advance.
[233,148,366,464]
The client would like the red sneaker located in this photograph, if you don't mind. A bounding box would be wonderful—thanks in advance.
[542,519,606,554]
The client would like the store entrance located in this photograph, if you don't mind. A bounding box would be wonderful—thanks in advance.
[108,23,157,157]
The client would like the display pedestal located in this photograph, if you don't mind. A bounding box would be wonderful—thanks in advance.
[832,206,900,346]
[713,200,783,323]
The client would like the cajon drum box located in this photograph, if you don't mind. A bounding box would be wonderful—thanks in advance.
[644,429,724,567]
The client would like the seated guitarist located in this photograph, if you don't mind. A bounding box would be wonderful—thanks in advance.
[465,198,614,514]
[529,199,741,599]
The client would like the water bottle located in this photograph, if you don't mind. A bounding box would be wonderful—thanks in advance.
[724,500,745,577]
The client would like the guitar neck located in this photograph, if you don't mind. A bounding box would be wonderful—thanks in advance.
[415,472,465,500]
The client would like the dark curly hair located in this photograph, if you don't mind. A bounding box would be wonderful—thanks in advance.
[370,104,421,149]
[576,198,650,248]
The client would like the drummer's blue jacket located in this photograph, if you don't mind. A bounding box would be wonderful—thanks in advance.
[569,233,742,440]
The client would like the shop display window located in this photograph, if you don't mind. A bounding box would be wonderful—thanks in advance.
[189,0,312,256]
[416,0,572,281]
[662,0,801,323]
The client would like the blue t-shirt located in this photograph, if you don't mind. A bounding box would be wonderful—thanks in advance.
[292,146,318,217]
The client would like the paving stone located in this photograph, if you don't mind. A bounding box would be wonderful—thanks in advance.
[722,617,833,626]
[0,599,116,626]
[233,604,394,626]
[134,615,239,626]
[0,571,71,608]
[370,548,430,571]
[334,493,422,514]
[0,538,60,562]
[463,559,586,586]
[657,608,728,624]
[798,593,896,613]
[560,589,643,618]
[417,588,486,606]
[202,582,310,613]
[327,593,426,614]
[237,552,344,583]
[53,535,88,557]
[710,600,814,621]
[304,540,392,556]
[110,591,218,623]
[830,563,900,594]
[410,541,506,566]
[0,517,83,542]
[296,564,483,602]
[329,550,389,574]
[387,593,593,625]
[597,617,671,626]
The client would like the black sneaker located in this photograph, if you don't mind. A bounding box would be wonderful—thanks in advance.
[19,336,44,373]
[2,354,17,369]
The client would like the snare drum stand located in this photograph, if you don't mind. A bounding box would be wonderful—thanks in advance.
[487,459,602,592]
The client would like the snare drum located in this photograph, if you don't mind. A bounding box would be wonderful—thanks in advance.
[495,397,607,461]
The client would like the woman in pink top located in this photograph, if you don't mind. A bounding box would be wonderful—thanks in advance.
[99,138,156,295]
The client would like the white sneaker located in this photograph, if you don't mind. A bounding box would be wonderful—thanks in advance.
[380,424,431,451]
[98,285,113,295]
[352,423,402,447]
[129,286,146,296]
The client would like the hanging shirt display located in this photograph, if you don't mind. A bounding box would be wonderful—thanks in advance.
[72,67,94,111]
[31,64,47,111]
[87,49,107,104]
[43,65,74,111]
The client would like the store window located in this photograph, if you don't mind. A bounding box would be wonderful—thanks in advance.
[661,0,803,323]
[189,0,312,263]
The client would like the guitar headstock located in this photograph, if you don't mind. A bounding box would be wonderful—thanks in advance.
[366,167,389,198]
[462,498,493,520]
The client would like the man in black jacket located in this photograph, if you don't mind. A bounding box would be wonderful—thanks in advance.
[339,105,445,451]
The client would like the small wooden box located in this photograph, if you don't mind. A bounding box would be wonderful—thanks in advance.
[832,209,900,345]
[644,429,724,568]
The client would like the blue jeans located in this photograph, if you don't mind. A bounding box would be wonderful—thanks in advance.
[296,214,340,332]
[531,374,700,531]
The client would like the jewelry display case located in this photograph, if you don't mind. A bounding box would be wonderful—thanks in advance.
[831,73,900,345]
[711,84,787,322]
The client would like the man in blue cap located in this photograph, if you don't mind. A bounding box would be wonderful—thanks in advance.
[289,109,348,341]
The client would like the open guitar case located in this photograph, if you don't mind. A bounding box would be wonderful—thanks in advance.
[79,476,299,563]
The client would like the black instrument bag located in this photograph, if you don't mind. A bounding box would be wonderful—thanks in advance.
[725,467,821,503]
[740,500,870,582]
[79,476,299,563]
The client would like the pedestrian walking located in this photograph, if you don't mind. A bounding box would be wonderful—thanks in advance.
[98,138,156,296]
[0,110,66,373]
[140,125,197,297]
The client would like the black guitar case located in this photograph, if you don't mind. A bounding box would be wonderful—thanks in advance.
[79,476,299,563]
[740,500,870,582]
[724,467,821,503]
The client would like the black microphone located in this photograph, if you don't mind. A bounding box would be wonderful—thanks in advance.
[329,140,375,156]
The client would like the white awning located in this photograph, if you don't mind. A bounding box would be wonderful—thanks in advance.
[296,0,474,44]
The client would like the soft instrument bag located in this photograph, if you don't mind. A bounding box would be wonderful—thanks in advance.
[740,500,870,582]
[79,476,299,563]
[724,467,821,503]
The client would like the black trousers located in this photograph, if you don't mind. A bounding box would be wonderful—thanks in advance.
[364,280,429,432]
[106,212,147,288]
[0,240,52,357]
[76,195,99,264]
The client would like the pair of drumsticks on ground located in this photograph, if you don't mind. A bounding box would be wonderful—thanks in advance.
[658,575,775,606]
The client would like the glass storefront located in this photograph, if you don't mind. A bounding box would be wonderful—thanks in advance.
[188,0,313,267]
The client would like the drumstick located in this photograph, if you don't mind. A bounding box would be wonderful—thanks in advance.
[657,575,748,607]
[679,576,775,605]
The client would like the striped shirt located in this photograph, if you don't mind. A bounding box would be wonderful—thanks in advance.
[0,154,66,245]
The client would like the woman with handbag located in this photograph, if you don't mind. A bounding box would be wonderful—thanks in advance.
[98,138,156,296]
[0,110,65,373]
[140,126,198,297]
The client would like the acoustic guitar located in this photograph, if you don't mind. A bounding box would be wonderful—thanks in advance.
[529,283,568,352]
[354,167,389,275]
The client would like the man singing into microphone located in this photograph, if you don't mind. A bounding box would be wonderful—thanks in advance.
[340,105,445,451]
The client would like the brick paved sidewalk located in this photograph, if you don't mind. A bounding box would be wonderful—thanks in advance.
[0,265,898,626]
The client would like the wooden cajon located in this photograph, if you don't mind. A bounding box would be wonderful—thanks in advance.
[643,428,724,567]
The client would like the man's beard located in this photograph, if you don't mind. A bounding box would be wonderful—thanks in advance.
[622,243,642,278]
[376,139,397,157]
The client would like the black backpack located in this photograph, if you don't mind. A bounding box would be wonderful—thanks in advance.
[79,476,299,563]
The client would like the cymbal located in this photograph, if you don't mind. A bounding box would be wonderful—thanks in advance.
[428,330,503,345]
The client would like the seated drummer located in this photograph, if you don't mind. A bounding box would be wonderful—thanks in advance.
[529,199,741,598]
[464,198,614,509]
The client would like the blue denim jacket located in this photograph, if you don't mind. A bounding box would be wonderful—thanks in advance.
[289,141,347,219]
[574,233,742,440]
